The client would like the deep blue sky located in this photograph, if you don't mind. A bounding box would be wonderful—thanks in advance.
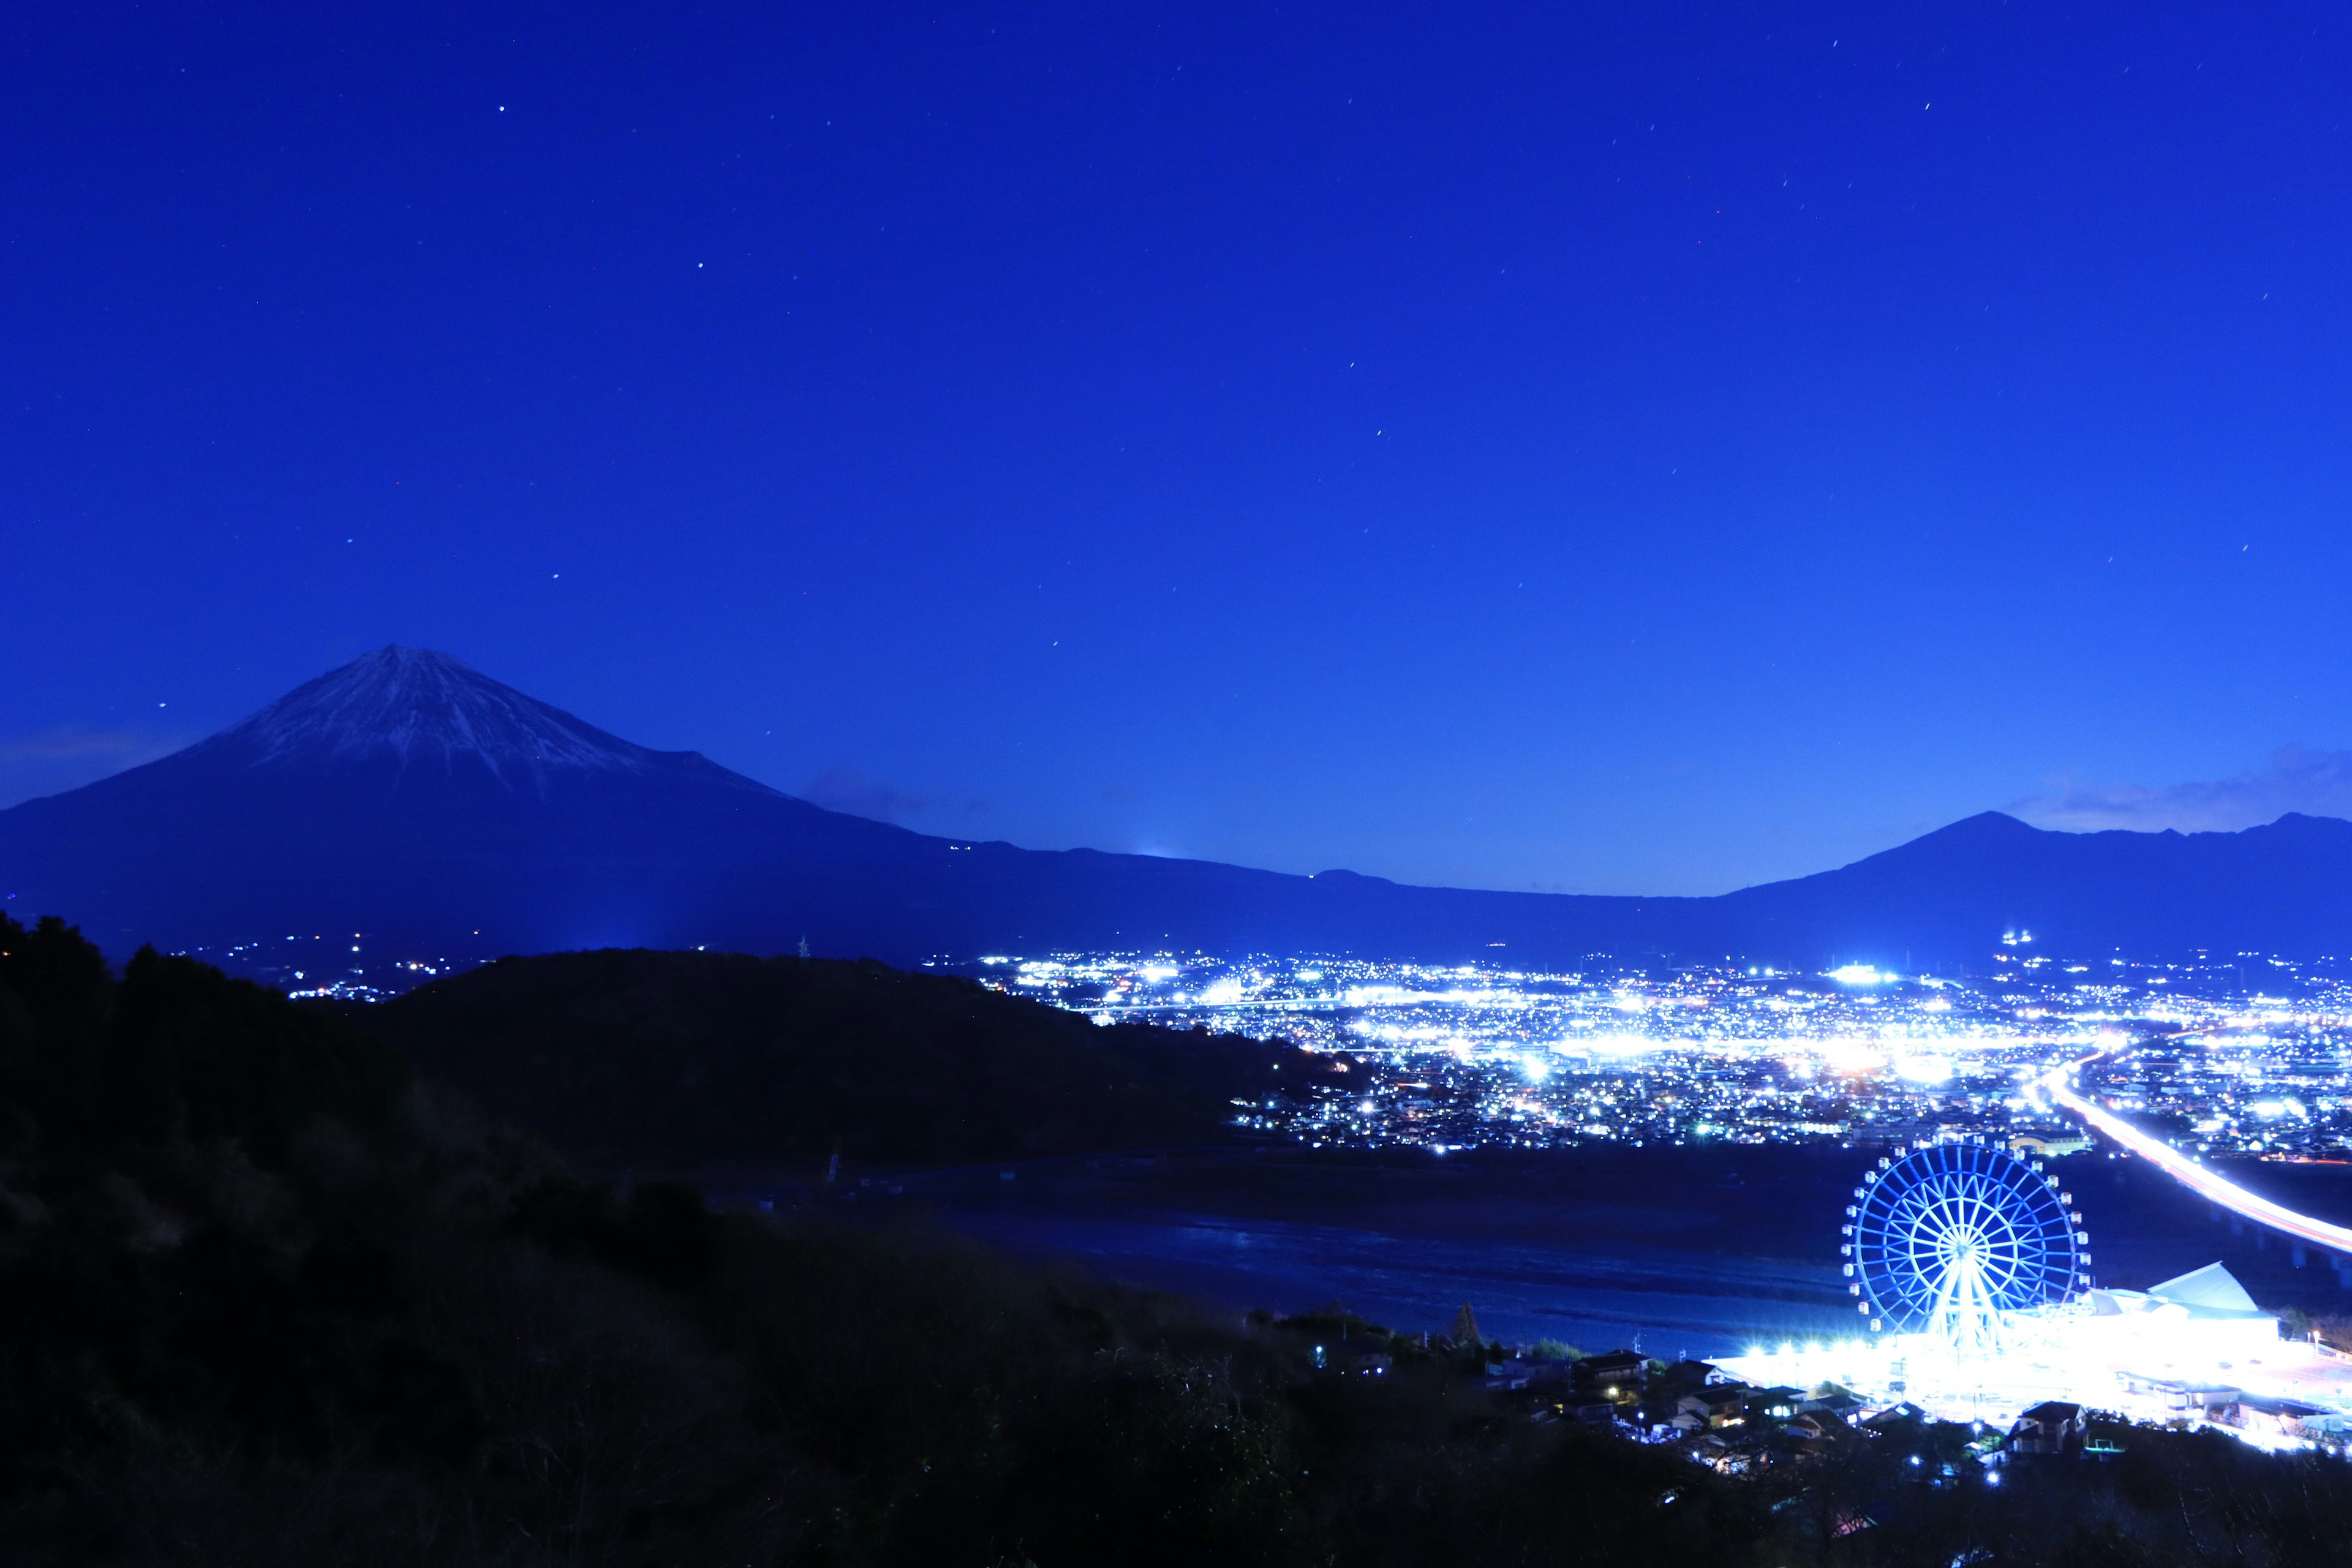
[6,1,2351,894]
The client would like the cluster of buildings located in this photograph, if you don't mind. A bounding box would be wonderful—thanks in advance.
[2075,1027,2352,1161]
[1480,1344,1990,1476]
[978,949,2352,1454]
[1433,1257,2352,1470]
[957,949,2352,1158]
[190,934,456,1002]
[1703,1261,2352,1456]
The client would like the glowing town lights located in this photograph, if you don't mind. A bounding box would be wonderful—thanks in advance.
[1817,1039,1887,1075]
[1588,1033,1656,1058]
[2043,1058,2352,1256]
[940,946,2352,1169]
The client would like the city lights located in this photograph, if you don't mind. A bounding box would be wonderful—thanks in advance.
[949,948,2352,1161]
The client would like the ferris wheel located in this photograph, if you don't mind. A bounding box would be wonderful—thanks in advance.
[1842,1138,2089,1357]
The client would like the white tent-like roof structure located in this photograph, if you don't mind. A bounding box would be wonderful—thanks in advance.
[2147,1263,2260,1314]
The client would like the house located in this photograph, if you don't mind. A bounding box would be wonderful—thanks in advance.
[1705,1446,1752,1476]
[1656,1359,1730,1390]
[1518,1357,1578,1387]
[1675,1385,1751,1431]
[2232,1395,2329,1439]
[1787,1409,1855,1454]
[1575,1349,1648,1396]
[2009,1401,2086,1456]
[1686,1433,1733,1466]
[1863,1401,1928,1433]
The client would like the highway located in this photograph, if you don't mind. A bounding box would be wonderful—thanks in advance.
[2039,1052,2352,1261]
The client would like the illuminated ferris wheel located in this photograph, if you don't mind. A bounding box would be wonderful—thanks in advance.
[1842,1139,2089,1357]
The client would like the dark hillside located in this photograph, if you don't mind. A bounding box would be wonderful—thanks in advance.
[0,911,1787,1567]
[4,914,2352,1566]
[358,949,1302,1170]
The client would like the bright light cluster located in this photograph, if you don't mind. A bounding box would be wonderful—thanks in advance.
[949,949,2352,1158]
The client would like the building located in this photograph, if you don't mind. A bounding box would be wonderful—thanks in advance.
[2009,1130,2094,1158]
[1788,1409,1856,1455]
[2231,1394,2339,1442]
[2010,1401,2086,1455]
[1576,1349,1648,1396]
[2115,1374,2238,1416]
[1656,1359,1733,1390]
[2084,1262,2282,1363]
[1673,1385,1751,1431]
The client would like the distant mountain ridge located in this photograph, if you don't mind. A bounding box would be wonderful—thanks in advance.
[2,646,2348,973]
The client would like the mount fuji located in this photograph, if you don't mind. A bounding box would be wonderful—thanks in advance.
[4,646,2352,977]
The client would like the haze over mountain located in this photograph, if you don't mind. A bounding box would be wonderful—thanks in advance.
[2,647,2348,975]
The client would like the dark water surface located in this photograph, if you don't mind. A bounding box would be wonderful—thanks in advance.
[894,1145,1868,1355]
[941,1202,1847,1357]
[745,1144,2352,1357]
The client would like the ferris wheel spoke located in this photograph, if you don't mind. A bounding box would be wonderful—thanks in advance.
[1912,1188,1962,1232]
[1845,1142,2082,1346]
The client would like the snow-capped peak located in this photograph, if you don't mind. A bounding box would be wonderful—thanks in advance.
[189,646,736,790]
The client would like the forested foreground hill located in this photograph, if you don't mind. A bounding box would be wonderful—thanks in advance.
[350,948,1308,1170]
[4,914,2352,1567]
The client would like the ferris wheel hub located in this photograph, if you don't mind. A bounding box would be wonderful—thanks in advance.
[1842,1136,2088,1359]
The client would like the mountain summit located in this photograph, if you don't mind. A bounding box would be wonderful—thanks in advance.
[4,649,2351,973]
[172,646,766,796]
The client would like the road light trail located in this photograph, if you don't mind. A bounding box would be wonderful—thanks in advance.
[2038,1054,2352,1257]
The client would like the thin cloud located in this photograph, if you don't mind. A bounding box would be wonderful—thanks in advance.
[2016,745,2352,834]
[801,767,930,823]
[0,726,164,764]
[0,725,192,809]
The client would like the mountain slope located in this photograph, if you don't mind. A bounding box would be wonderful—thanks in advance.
[1719,809,2352,960]
[0,647,1687,968]
[352,949,1310,1170]
[2,646,2348,971]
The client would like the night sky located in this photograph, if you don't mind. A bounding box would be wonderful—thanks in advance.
[6,2,2351,895]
